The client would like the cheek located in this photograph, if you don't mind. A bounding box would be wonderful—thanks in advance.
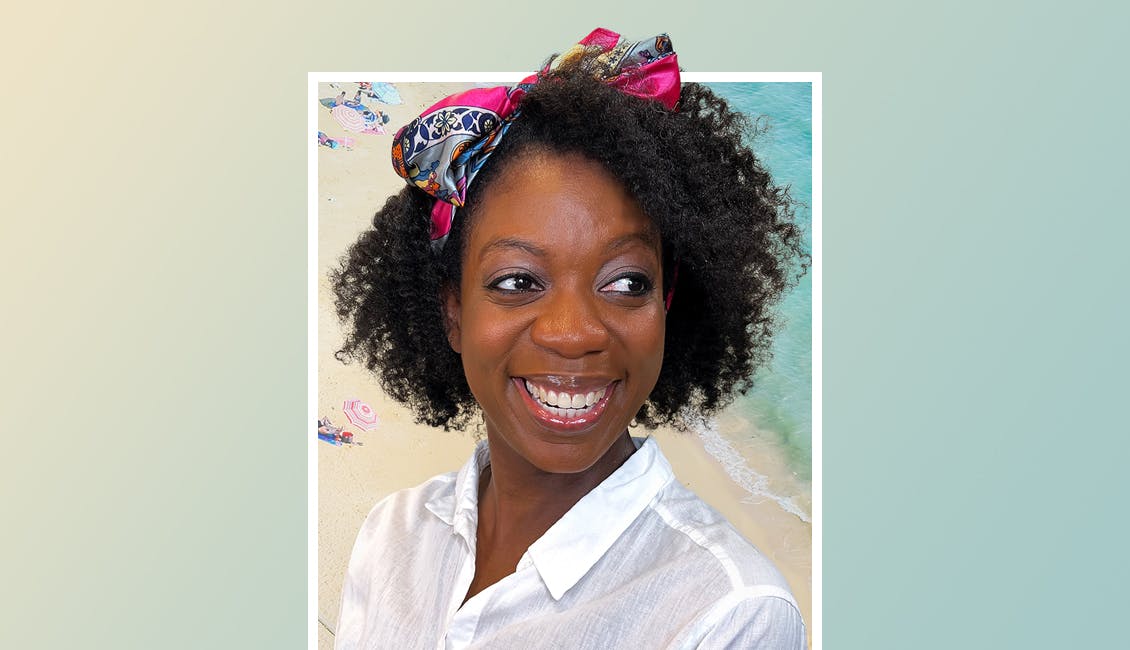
[461,306,527,370]
[644,323,666,378]
[616,308,666,378]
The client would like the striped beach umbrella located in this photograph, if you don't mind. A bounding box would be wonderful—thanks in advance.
[331,104,367,132]
[342,398,379,431]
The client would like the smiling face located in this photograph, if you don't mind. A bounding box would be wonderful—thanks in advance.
[444,150,665,475]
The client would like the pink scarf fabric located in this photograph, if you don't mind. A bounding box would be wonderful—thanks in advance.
[390,28,681,250]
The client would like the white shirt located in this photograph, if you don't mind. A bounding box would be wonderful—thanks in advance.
[335,437,805,649]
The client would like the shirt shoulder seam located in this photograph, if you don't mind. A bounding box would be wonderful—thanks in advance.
[649,499,747,590]
[687,586,805,645]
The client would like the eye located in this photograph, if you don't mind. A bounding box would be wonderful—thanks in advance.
[488,273,543,293]
[599,273,653,296]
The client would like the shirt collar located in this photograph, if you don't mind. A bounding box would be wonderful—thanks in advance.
[528,436,674,600]
[423,440,489,546]
[423,436,675,600]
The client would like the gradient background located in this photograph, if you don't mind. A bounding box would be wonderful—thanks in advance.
[2,3,1126,649]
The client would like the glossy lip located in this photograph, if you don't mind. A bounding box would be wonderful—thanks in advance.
[511,377,617,434]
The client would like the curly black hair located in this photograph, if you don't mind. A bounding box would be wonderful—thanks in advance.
[331,60,807,431]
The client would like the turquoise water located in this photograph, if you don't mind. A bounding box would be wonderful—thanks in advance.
[705,82,813,483]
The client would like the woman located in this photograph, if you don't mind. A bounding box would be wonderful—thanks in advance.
[331,29,808,649]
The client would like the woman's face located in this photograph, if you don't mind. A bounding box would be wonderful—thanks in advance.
[445,151,665,475]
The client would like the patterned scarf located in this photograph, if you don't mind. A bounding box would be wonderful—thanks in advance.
[390,28,680,250]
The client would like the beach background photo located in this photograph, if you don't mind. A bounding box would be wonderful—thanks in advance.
[314,77,815,649]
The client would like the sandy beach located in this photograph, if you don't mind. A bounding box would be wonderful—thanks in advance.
[315,81,813,649]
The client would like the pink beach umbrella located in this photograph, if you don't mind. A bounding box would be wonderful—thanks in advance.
[331,104,367,132]
[342,398,379,431]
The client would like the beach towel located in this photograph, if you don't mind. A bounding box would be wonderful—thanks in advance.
[318,131,356,149]
[368,82,402,105]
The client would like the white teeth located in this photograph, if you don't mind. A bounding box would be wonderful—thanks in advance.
[522,380,610,415]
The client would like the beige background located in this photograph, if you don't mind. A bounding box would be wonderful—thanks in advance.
[7,3,1122,648]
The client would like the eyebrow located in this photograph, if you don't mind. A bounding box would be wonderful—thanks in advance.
[603,231,660,255]
[478,230,660,262]
[479,237,548,261]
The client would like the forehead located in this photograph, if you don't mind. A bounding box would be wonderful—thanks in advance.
[464,152,659,261]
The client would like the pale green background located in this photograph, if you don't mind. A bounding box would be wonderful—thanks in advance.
[2,1,1126,648]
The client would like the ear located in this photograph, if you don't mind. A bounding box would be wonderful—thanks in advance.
[441,286,463,354]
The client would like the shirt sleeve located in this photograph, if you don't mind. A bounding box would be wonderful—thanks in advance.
[681,589,807,649]
[333,494,396,650]
[332,533,369,650]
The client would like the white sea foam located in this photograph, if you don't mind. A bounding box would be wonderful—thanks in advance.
[694,418,812,524]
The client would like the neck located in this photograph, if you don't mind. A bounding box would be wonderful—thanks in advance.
[478,430,636,546]
[460,429,636,604]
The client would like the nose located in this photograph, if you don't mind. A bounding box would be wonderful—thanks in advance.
[529,282,611,358]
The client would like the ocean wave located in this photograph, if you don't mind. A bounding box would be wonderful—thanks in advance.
[694,418,812,524]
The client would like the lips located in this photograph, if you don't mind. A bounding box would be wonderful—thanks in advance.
[512,377,617,432]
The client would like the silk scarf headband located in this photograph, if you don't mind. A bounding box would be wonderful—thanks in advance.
[390,28,681,252]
